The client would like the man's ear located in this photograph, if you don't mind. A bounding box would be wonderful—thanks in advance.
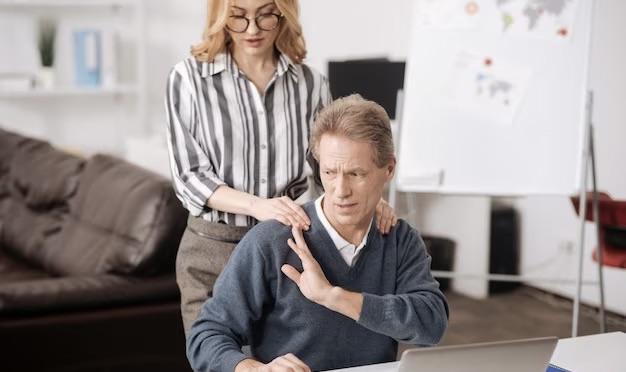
[386,157,396,180]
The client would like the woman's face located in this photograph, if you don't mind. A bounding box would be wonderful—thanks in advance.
[226,0,282,59]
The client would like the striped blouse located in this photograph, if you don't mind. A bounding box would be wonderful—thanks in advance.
[165,51,332,226]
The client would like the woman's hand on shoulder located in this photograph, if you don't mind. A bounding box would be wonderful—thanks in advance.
[251,196,311,230]
[376,198,397,235]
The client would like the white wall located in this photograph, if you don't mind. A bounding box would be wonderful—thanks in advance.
[300,0,413,74]
[516,0,626,315]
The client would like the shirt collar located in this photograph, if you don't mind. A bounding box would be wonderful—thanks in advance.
[315,195,371,251]
[200,49,297,79]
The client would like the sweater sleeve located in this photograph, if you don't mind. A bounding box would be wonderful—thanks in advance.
[186,237,270,371]
[356,226,449,346]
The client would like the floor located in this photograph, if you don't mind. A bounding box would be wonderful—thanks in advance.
[399,285,626,355]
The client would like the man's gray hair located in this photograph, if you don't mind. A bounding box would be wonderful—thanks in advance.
[310,94,395,168]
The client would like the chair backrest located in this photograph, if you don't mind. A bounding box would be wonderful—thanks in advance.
[570,191,626,268]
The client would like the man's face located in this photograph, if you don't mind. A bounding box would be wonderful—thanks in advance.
[319,134,395,231]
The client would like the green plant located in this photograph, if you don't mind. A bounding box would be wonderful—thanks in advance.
[38,19,56,68]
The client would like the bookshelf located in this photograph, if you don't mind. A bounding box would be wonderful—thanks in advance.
[0,0,147,152]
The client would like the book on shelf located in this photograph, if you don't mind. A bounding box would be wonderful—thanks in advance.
[0,73,35,92]
[0,14,38,77]
[73,28,102,87]
[72,27,118,88]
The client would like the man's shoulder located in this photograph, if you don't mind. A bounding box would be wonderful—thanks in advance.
[386,219,425,249]
[248,219,293,238]
[238,202,318,251]
[238,219,294,255]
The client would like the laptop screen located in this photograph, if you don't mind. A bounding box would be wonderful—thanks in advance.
[398,336,558,372]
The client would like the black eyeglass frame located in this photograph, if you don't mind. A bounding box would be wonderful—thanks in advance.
[226,13,283,33]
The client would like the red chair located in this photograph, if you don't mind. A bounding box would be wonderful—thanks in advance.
[570,191,626,268]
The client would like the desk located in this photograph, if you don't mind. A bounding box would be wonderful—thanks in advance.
[328,332,626,372]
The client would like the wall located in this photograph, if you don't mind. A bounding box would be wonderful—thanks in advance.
[515,0,626,315]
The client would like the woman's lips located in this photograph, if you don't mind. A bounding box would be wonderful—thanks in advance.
[244,38,263,46]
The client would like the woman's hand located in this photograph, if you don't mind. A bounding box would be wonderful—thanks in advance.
[375,198,397,235]
[251,196,311,230]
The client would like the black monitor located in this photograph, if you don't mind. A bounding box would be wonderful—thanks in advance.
[328,59,405,120]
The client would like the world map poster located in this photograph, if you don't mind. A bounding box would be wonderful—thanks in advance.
[497,0,579,41]
[442,50,532,125]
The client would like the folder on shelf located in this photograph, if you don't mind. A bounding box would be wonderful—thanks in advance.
[73,29,101,87]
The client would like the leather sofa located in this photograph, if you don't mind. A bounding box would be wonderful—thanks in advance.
[0,128,190,371]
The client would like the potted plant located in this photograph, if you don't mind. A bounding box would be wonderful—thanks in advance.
[38,18,57,89]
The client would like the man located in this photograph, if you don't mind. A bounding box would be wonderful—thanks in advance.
[187,94,449,372]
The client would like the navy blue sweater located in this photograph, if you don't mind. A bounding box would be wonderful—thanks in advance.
[187,202,448,371]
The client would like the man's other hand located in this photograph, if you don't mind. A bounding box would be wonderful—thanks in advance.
[235,353,311,372]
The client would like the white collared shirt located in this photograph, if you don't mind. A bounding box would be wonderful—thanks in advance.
[315,195,372,267]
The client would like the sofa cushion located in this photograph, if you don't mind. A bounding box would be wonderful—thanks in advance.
[0,132,84,268]
[0,198,64,266]
[0,273,179,314]
[10,140,85,209]
[0,128,31,199]
[43,154,187,276]
[0,251,52,284]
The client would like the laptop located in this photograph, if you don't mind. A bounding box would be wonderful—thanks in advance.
[397,336,558,372]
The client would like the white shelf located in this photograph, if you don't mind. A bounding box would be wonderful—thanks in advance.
[0,84,138,98]
[0,0,147,152]
[0,0,133,8]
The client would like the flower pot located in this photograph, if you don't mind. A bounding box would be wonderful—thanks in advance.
[38,67,56,89]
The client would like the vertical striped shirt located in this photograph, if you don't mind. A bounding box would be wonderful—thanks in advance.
[165,51,332,226]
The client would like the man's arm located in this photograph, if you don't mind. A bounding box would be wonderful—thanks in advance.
[186,236,268,372]
[281,225,448,345]
[187,228,314,372]
[356,225,449,345]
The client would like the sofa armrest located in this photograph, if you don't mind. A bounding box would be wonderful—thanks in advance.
[0,274,179,315]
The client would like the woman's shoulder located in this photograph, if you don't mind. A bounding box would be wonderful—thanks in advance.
[169,56,203,77]
[278,53,325,80]
[296,63,326,80]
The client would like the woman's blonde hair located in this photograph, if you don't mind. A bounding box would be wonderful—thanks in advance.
[190,0,307,64]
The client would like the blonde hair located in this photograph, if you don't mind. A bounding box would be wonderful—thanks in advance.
[190,0,307,64]
[310,94,395,168]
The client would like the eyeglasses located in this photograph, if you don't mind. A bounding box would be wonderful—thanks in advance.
[226,13,283,33]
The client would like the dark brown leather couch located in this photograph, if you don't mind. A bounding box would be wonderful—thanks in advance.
[0,128,191,371]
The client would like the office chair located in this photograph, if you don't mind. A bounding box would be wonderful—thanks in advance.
[571,191,626,268]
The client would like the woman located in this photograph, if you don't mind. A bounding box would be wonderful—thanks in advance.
[165,0,396,333]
